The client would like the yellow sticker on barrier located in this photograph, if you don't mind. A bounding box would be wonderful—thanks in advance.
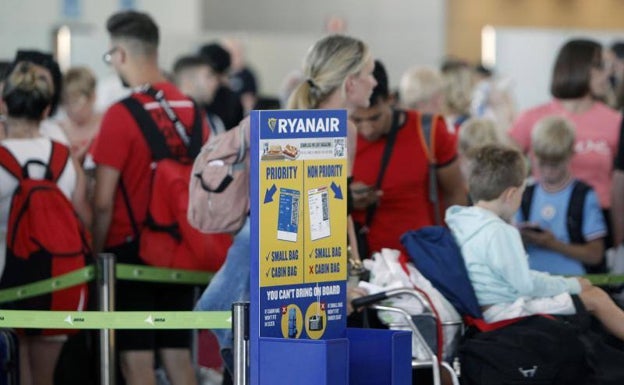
[0,310,231,329]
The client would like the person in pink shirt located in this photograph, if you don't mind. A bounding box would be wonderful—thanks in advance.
[509,39,621,261]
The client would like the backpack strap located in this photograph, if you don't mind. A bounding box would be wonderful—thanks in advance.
[121,96,172,160]
[520,183,536,222]
[142,86,190,147]
[0,146,23,181]
[0,141,69,182]
[48,141,71,182]
[362,109,402,229]
[420,114,436,163]
[518,180,585,242]
[567,180,590,244]
[119,91,203,240]
[419,114,441,225]
[120,91,204,160]
[139,86,204,158]
[521,180,589,243]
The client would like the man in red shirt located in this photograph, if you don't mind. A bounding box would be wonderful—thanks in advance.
[92,11,208,385]
[350,61,467,258]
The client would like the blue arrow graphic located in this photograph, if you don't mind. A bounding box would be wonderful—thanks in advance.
[264,184,277,203]
[330,182,343,199]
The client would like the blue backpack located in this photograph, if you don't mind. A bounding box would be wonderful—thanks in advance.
[400,226,482,319]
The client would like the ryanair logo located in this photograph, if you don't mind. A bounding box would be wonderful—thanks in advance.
[268,118,277,131]
[268,117,340,134]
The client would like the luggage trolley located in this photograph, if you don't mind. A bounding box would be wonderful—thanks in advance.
[352,288,462,385]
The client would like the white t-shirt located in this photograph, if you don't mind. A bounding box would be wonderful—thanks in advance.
[40,119,70,145]
[0,137,76,278]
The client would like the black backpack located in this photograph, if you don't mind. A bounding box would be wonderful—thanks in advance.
[460,295,624,385]
[520,180,607,273]
[520,180,590,244]
[459,315,589,385]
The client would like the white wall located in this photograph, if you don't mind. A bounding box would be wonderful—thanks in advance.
[201,0,447,95]
[0,0,201,57]
[0,0,446,96]
[0,0,202,79]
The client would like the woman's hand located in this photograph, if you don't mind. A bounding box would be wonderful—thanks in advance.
[346,286,369,315]
[350,181,382,210]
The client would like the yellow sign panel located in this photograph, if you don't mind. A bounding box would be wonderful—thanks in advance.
[259,158,347,287]
[259,160,304,287]
[303,159,347,284]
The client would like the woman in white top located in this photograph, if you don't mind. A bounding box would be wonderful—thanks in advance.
[0,61,90,385]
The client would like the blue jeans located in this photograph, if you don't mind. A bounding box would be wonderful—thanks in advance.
[195,216,250,354]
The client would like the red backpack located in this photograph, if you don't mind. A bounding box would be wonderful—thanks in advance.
[120,89,231,271]
[0,141,90,323]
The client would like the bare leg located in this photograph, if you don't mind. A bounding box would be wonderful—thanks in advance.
[19,337,32,385]
[579,286,624,341]
[160,348,198,385]
[27,336,64,385]
[440,365,457,385]
[120,350,157,385]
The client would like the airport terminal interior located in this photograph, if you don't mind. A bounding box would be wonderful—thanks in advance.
[3,1,624,385]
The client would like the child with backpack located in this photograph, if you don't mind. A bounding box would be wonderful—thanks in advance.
[516,116,606,276]
[0,61,91,385]
[445,144,624,340]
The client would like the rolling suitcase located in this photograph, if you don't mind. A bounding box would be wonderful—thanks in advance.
[0,329,19,385]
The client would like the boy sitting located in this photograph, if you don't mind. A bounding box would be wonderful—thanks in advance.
[516,116,606,276]
[445,144,624,340]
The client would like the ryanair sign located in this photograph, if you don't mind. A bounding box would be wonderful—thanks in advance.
[260,109,347,139]
[269,117,340,134]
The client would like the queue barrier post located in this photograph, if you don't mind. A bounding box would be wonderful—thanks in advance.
[98,253,116,385]
[233,301,249,385]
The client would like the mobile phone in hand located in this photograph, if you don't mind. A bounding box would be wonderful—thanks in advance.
[524,225,544,233]
[351,185,372,195]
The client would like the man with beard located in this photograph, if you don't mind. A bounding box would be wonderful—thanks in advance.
[91,10,208,385]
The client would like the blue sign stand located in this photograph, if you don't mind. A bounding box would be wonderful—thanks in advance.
[249,109,411,385]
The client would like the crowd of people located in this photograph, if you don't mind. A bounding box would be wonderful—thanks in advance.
[3,8,624,385]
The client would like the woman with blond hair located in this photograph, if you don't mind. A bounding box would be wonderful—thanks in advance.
[288,34,377,263]
[195,34,376,378]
